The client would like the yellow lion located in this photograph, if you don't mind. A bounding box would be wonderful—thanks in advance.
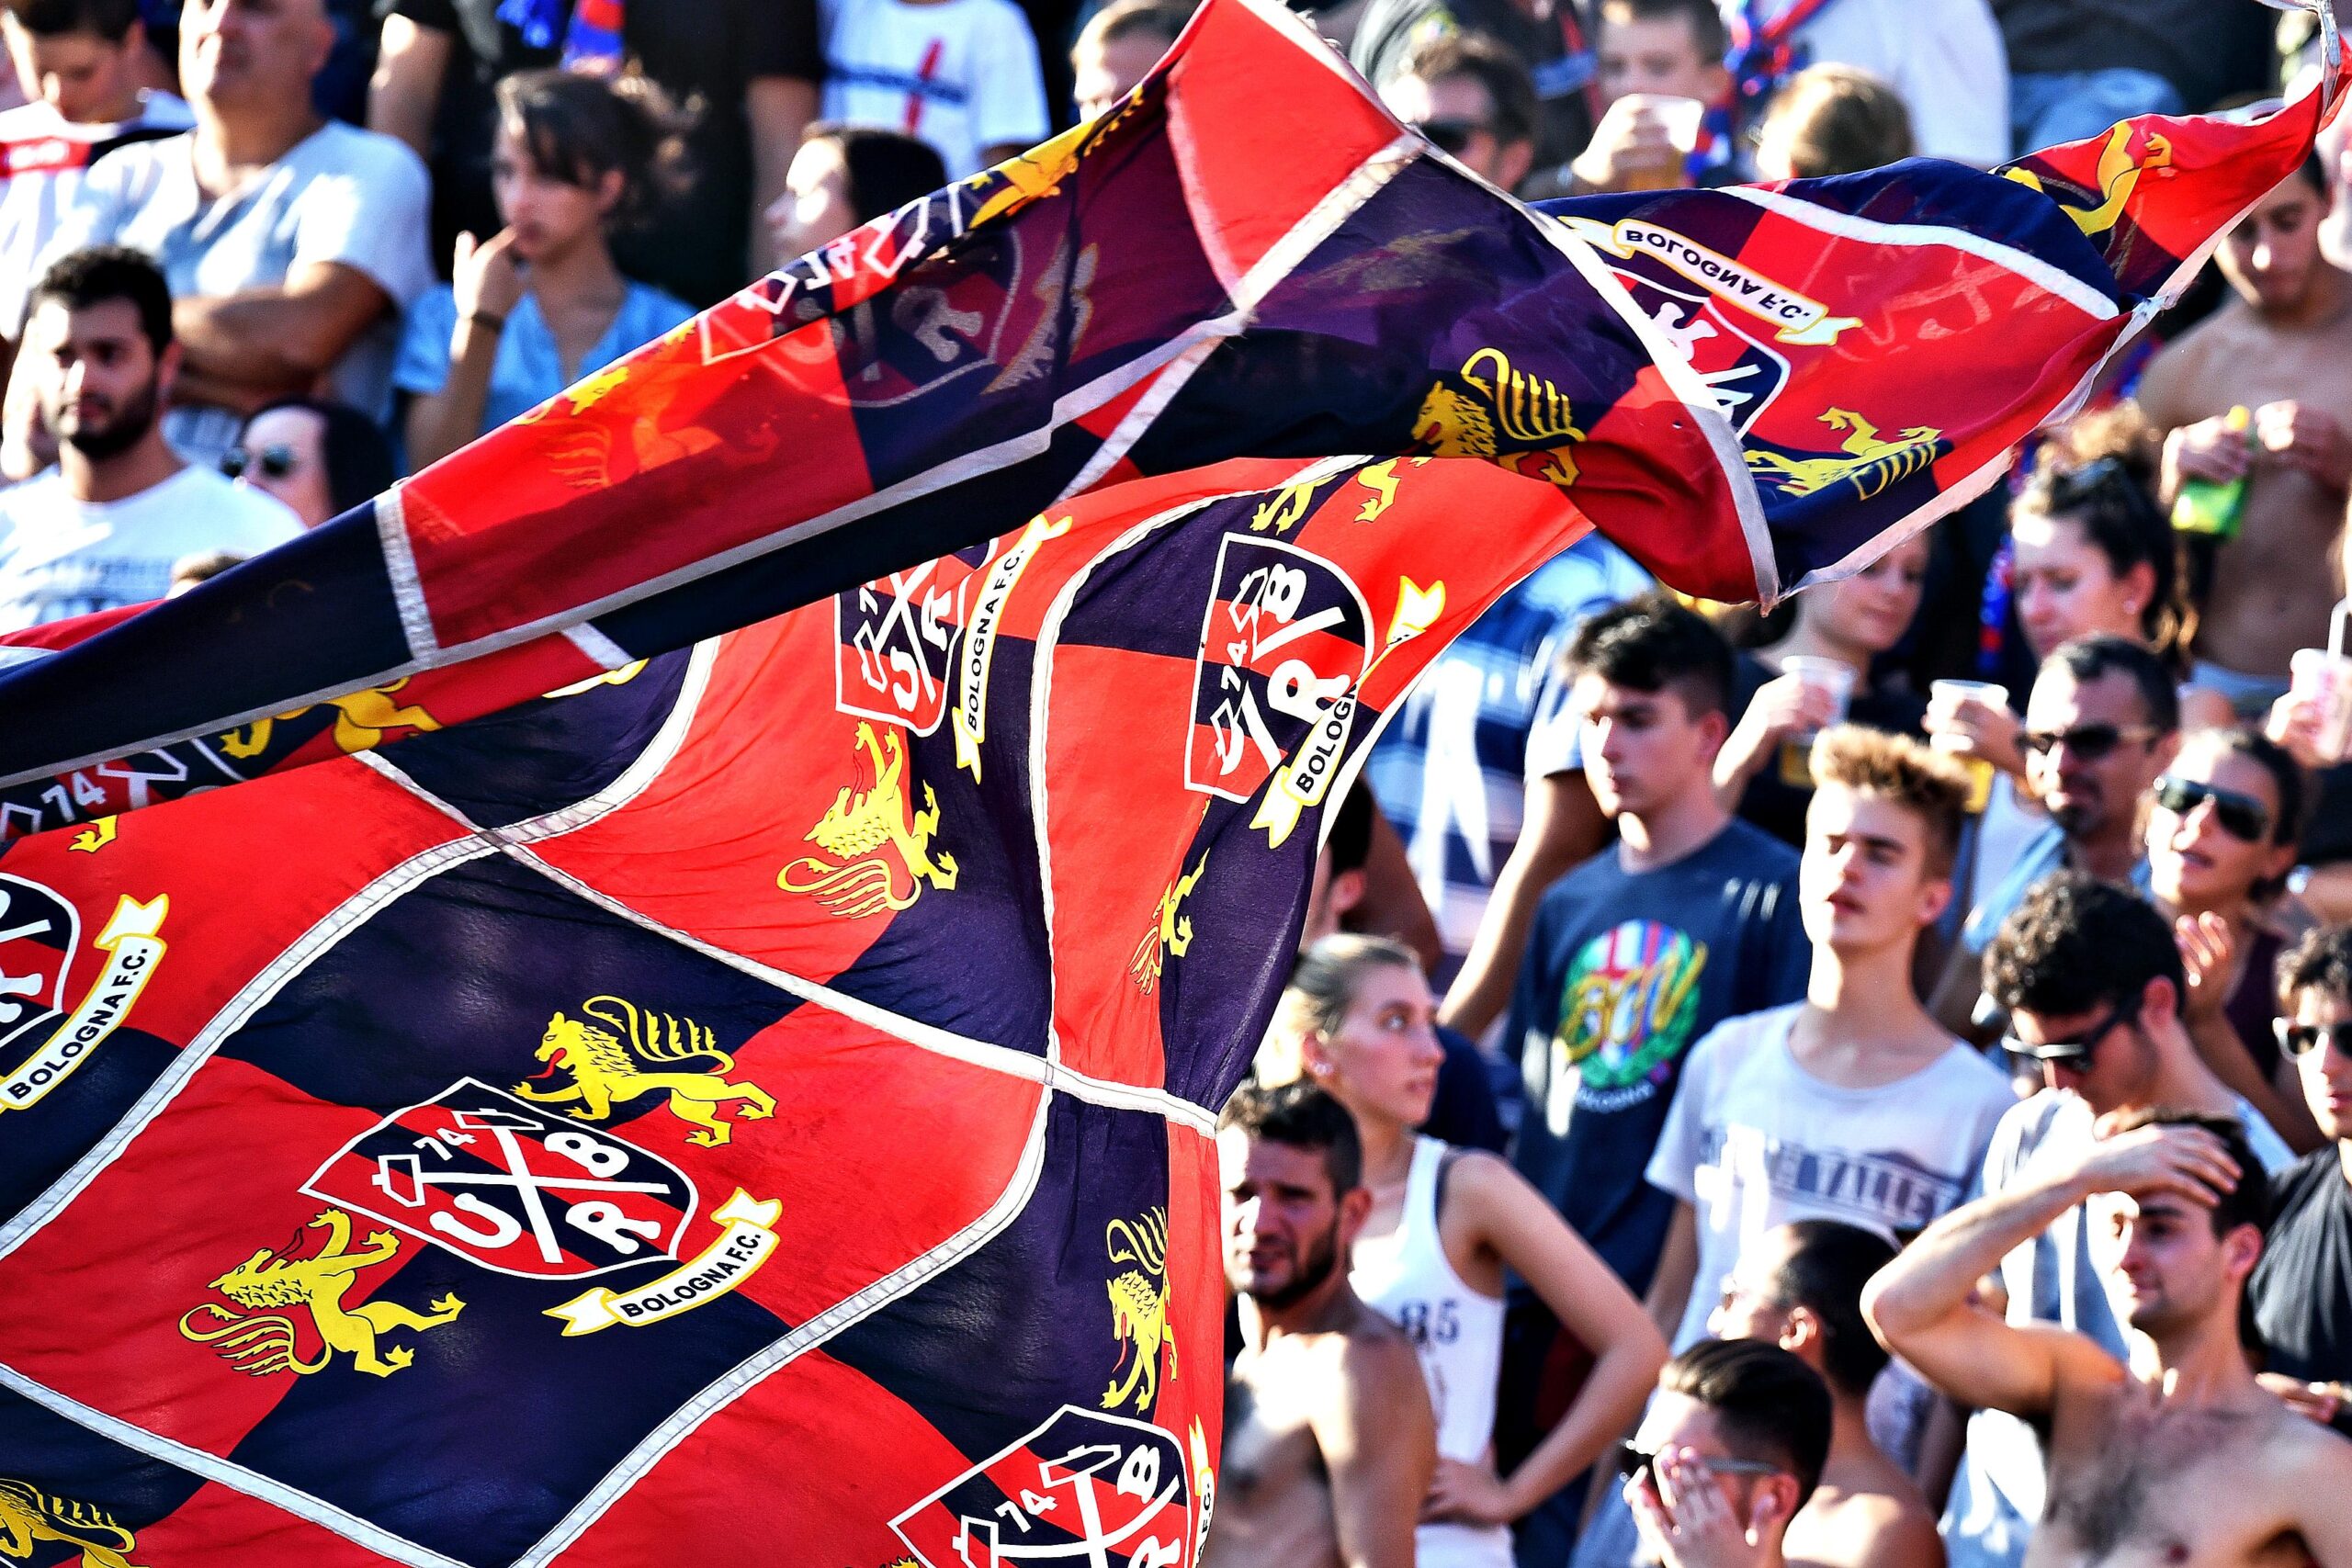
[220,679,443,759]
[778,723,959,917]
[1102,1209,1177,1415]
[514,994,775,1148]
[178,1210,463,1378]
[0,1478,144,1568]
[1130,853,1209,996]
[1745,408,1943,501]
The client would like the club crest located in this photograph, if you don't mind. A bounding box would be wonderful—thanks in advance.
[837,544,1000,736]
[892,1405,1193,1568]
[1185,537,1374,806]
[0,877,167,1115]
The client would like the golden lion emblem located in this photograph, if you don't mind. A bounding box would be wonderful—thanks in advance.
[778,722,959,917]
[178,1209,463,1378]
[220,678,442,759]
[1745,408,1945,502]
[513,994,775,1148]
[2004,121,2172,239]
[1131,853,1209,996]
[1413,346,1584,488]
[1102,1208,1177,1415]
[0,1478,144,1568]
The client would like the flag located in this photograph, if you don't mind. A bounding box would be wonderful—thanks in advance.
[0,456,1595,1567]
[0,0,2335,815]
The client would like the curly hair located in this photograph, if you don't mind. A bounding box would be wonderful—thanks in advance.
[1809,725,1972,877]
[1984,871,2183,1021]
[2278,922,2352,1015]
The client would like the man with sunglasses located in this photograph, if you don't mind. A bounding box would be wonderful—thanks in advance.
[1620,1338,1832,1568]
[1931,635,2178,1042]
[1939,875,2295,1568]
[1380,32,1539,196]
[2250,924,2352,1418]
[1870,1108,2352,1568]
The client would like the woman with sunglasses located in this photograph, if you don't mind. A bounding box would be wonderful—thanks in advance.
[2148,727,2323,1152]
[1257,935,1666,1566]
[224,398,396,529]
[399,70,695,470]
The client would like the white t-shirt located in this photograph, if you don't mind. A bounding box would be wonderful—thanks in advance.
[820,0,1050,177]
[35,121,432,464]
[1741,0,2009,167]
[1646,1001,2017,1351]
[0,93,193,320]
[0,464,301,630]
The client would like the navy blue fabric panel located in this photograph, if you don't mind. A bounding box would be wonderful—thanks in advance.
[1159,792,1317,1111]
[0,1382,207,1560]
[0,1026,174,1230]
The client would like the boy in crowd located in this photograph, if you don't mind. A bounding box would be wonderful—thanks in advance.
[2252,924,2352,1403]
[1069,0,1182,122]
[1569,0,1726,195]
[1621,1338,1833,1568]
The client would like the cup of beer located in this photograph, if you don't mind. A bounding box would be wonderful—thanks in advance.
[1928,680,2009,814]
[1620,95,1706,191]
[2290,601,2352,763]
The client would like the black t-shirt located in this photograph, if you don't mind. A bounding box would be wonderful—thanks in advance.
[1422,1024,1506,1154]
[1991,0,2275,116]
[390,0,823,307]
[2252,1150,2352,1385]
[1728,652,1929,850]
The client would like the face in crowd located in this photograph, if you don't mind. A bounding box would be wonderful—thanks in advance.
[179,0,334,118]
[2219,167,2330,319]
[2021,662,2174,844]
[1595,1,1727,106]
[1218,1127,1364,1310]
[2086,1170,2258,1345]
[2,9,143,123]
[1297,960,1445,1129]
[2010,509,2153,661]
[1575,673,1725,822]
[27,294,168,463]
[2143,734,2294,916]
[1380,70,1532,190]
[1799,782,1950,956]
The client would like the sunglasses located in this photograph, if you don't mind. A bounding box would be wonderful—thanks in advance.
[220,443,297,481]
[2275,1019,2352,1059]
[1614,1443,1781,1489]
[2001,1002,2133,1070]
[2152,775,2271,842]
[1415,118,1491,155]
[2019,723,2163,762]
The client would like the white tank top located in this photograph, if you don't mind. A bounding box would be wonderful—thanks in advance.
[1350,1136,1513,1568]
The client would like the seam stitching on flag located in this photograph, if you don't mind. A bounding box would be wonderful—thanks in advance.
[377,482,441,659]
[513,1074,1058,1568]
[0,1360,470,1568]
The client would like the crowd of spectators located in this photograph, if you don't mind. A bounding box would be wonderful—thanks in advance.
[8,2,2352,1566]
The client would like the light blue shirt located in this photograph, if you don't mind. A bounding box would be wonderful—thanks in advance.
[394,281,696,439]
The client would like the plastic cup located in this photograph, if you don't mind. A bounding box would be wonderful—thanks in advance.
[2291,648,2352,762]
[1781,657,1856,736]
[1928,680,2009,813]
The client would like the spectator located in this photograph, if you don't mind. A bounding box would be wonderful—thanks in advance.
[1621,1339,1833,1568]
[1937,875,2295,1568]
[1928,636,2180,1039]
[2154,728,2320,1153]
[763,123,946,264]
[2251,923,2352,1401]
[1069,0,1182,122]
[398,69,694,468]
[1713,530,1930,848]
[1260,934,1667,1563]
[1569,0,1727,195]
[0,0,192,326]
[8,0,434,474]
[819,0,1049,179]
[0,247,298,630]
[1996,0,2278,153]
[1498,592,1808,1564]
[369,0,821,301]
[1748,62,1911,181]
[1349,0,1600,198]
[1731,0,2006,168]
[1209,1080,1435,1568]
[1710,1221,1942,1568]
[1381,30,1537,194]
[223,395,392,527]
[2139,160,2352,720]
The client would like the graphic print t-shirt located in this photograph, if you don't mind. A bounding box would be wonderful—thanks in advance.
[1506,820,1807,1292]
[820,0,1048,177]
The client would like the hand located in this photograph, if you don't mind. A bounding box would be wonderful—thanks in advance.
[2067,1119,2240,1207]
[2267,687,2331,769]
[1570,95,1693,193]
[2259,1371,2347,1426]
[1714,673,1836,791]
[1627,1448,1786,1568]
[1925,689,2024,776]
[1422,1457,1518,1527]
[2173,911,2240,1027]
[2165,414,2252,487]
[2255,400,2352,491]
[451,228,526,322]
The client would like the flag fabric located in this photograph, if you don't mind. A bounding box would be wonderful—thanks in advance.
[0,0,2335,817]
[0,455,1594,1567]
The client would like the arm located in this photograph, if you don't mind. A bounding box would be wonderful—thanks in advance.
[1439,769,1604,1036]
[1712,673,1830,811]
[404,232,523,468]
[172,263,395,407]
[367,14,451,160]
[1355,803,1443,975]
[746,75,818,279]
[1316,1328,1437,1568]
[2287,1430,2352,1568]
[2176,912,2324,1154]
[1644,1200,1698,1342]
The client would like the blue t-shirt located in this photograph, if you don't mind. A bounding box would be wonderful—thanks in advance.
[1506,819,1809,1292]
[395,280,697,438]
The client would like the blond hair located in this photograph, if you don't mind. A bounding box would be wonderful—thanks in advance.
[1255,934,1421,1087]
[1807,724,1969,875]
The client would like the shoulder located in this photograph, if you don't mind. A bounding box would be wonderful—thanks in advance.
[628,283,698,334]
[2140,310,2241,405]
[1714,818,1802,875]
[1984,1089,2075,1181]
[179,468,303,544]
[1934,1037,2017,1100]
[1689,1005,1795,1074]
[2268,1148,2339,1213]
[0,103,55,138]
[2267,1397,2352,1491]
[138,92,195,131]
[295,122,429,193]
[1322,1305,1422,1390]
[80,130,184,190]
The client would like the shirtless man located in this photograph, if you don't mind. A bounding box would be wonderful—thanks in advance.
[2139,159,2352,715]
[1210,1081,1434,1568]
[1864,1110,2352,1568]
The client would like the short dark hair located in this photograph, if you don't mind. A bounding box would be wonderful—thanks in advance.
[496,69,687,232]
[1599,0,1729,62]
[1399,31,1538,150]
[1764,1220,1898,1400]
[803,124,950,226]
[2017,449,2187,664]
[1219,1079,1363,1194]
[1075,0,1188,59]
[1326,785,1374,879]
[1984,871,2184,1021]
[1562,591,1733,719]
[243,397,394,517]
[1,0,140,39]
[2278,922,2352,1014]
[1659,1338,1833,1507]
[2105,1109,2271,1239]
[29,244,172,354]
[2041,633,2180,734]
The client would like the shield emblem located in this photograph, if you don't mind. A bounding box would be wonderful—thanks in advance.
[891,1405,1193,1568]
[302,1079,697,1280]
[836,543,1000,735]
[1600,265,1791,435]
[1185,536,1373,803]
[0,873,77,1064]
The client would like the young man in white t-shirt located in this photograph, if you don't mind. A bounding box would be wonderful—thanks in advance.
[0,245,299,629]
[819,0,1049,177]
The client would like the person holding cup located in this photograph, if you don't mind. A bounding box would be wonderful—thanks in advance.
[1565,0,1725,195]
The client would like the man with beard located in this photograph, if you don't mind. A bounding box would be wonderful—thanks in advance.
[0,246,298,628]
[1211,1080,1435,1568]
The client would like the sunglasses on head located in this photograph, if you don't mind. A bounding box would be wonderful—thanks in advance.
[1415,118,1490,155]
[2019,722,2162,762]
[2001,1002,2134,1071]
[220,443,297,481]
[2152,775,2271,842]
[1614,1442,1781,1489]
[2275,1019,2352,1058]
